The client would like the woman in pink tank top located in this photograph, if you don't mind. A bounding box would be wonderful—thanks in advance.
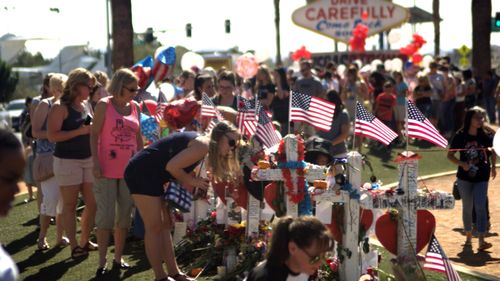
[90,68,143,276]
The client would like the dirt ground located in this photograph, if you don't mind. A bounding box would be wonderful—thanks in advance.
[420,174,500,279]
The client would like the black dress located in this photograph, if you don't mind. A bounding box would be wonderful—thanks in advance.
[125,131,201,196]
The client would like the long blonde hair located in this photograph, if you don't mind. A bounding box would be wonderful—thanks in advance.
[208,121,241,183]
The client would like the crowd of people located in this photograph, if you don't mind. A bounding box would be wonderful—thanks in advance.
[2,55,499,281]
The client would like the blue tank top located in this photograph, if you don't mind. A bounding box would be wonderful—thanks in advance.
[127,131,200,184]
[53,105,91,159]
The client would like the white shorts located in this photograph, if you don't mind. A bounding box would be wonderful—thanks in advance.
[40,176,62,217]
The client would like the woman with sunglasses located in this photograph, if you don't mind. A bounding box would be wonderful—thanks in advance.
[47,68,98,259]
[246,216,333,281]
[90,68,143,277]
[124,121,240,281]
[447,107,496,251]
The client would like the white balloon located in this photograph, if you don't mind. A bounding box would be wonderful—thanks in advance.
[181,51,205,71]
[384,59,393,72]
[388,31,401,45]
[353,59,363,70]
[337,64,347,80]
[159,82,175,101]
[422,55,434,69]
[360,64,373,74]
[391,58,403,72]
[493,129,500,157]
[371,59,383,70]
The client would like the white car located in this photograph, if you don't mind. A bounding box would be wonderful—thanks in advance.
[6,99,25,131]
[0,104,12,130]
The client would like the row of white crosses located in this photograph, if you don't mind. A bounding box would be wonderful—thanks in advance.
[254,134,455,280]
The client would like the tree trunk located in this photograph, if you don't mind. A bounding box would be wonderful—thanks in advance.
[472,0,491,78]
[110,0,134,71]
[432,0,440,56]
[274,0,282,65]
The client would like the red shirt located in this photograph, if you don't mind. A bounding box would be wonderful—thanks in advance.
[375,93,396,121]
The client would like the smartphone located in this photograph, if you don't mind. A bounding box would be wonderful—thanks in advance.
[84,115,93,125]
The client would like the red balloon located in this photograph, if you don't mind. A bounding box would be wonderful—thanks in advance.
[361,11,369,20]
[141,99,157,115]
[163,98,200,129]
[412,53,423,64]
[375,210,436,256]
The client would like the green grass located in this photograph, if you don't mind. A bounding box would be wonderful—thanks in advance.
[360,140,456,185]
[0,143,482,281]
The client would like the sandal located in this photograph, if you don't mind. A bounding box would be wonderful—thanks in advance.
[36,240,50,252]
[169,272,194,281]
[71,246,89,259]
[478,241,492,251]
[82,241,98,251]
[55,237,70,248]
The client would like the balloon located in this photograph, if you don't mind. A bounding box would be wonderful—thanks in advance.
[353,59,363,70]
[387,30,401,45]
[360,64,372,74]
[391,58,403,72]
[370,59,383,70]
[412,53,423,64]
[163,98,200,129]
[159,82,175,101]
[236,53,259,79]
[336,64,346,79]
[361,11,369,20]
[422,55,434,69]
[384,59,393,72]
[153,46,176,83]
[349,23,368,52]
[493,129,500,157]
[180,51,205,72]
[142,99,157,114]
[292,46,312,61]
[255,49,270,62]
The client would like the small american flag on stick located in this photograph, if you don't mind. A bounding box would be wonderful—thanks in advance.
[423,234,462,281]
[290,91,335,131]
[355,101,398,146]
[407,100,448,148]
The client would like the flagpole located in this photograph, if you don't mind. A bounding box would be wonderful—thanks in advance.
[351,99,357,153]
[405,98,409,153]
[288,90,292,136]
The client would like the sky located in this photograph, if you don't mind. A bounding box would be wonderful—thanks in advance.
[0,0,499,61]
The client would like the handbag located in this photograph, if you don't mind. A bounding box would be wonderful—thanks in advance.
[452,180,461,200]
[32,153,54,182]
[164,181,193,213]
[163,160,206,212]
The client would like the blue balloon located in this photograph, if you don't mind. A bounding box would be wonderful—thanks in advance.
[157,47,176,66]
[404,60,413,70]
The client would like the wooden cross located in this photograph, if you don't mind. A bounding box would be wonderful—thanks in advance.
[253,134,326,218]
[359,152,455,278]
[313,151,363,281]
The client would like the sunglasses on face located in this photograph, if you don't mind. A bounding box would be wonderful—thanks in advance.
[225,134,238,150]
[125,87,140,93]
[300,247,325,265]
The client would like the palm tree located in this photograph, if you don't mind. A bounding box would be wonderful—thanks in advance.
[110,0,134,70]
[274,0,282,65]
[471,0,491,78]
[432,0,440,56]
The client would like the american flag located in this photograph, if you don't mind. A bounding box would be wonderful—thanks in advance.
[290,91,336,131]
[256,100,281,148]
[424,234,462,281]
[152,47,175,84]
[407,100,448,148]
[355,102,398,145]
[201,93,224,134]
[155,90,168,123]
[237,96,257,137]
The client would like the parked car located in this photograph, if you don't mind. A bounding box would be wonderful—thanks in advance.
[6,99,25,131]
[0,103,12,130]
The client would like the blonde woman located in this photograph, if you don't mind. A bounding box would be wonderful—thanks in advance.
[32,73,68,251]
[124,121,240,281]
[47,68,97,259]
[90,68,142,276]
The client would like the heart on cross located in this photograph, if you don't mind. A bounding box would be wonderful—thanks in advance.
[375,209,436,255]
[212,179,248,208]
[326,206,374,243]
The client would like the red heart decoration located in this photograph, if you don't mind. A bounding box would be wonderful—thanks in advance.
[327,207,374,243]
[264,183,278,212]
[212,179,248,208]
[375,210,435,256]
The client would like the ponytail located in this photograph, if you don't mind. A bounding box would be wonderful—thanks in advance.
[267,217,294,266]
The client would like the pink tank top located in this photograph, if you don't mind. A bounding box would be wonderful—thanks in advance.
[98,97,140,179]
